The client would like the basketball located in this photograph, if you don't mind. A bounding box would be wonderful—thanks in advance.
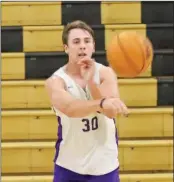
[106,31,154,78]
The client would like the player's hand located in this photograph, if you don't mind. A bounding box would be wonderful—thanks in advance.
[78,57,95,81]
[101,97,129,118]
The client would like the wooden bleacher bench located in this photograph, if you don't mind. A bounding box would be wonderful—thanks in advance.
[1,53,25,80]
[2,140,173,174]
[2,2,141,26]
[2,24,173,53]
[23,26,64,52]
[2,2,172,26]
[1,2,62,26]
[2,50,173,80]
[1,79,158,109]
[2,173,173,182]
[2,108,173,141]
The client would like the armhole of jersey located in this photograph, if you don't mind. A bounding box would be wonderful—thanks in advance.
[95,62,103,85]
[50,74,67,116]
[52,72,68,91]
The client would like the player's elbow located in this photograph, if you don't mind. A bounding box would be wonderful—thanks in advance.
[64,109,77,117]
[62,105,87,118]
[52,104,73,117]
[63,103,84,118]
[61,108,79,118]
[53,102,77,118]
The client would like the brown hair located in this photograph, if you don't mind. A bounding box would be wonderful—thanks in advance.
[62,20,95,45]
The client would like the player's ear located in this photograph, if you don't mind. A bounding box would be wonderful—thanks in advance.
[64,44,69,54]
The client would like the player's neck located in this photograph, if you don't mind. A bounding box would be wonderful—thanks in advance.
[65,61,81,77]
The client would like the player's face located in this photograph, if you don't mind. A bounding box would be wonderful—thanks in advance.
[64,28,95,63]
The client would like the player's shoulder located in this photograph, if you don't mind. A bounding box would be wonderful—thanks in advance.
[45,75,65,91]
[99,64,117,80]
[45,67,66,89]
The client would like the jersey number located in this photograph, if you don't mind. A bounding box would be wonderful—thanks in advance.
[82,116,98,132]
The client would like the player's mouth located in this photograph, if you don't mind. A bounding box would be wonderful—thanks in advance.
[78,53,87,58]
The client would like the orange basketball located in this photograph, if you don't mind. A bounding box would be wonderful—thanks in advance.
[106,31,154,78]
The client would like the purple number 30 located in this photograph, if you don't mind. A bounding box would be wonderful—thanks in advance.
[82,116,98,132]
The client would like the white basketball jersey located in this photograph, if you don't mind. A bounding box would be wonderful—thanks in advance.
[52,62,119,175]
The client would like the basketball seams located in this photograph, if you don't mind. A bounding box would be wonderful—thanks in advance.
[133,34,147,73]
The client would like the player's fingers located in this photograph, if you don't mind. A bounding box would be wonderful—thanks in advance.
[111,104,123,117]
[78,57,93,63]
[118,101,130,116]
[78,61,93,69]
[112,99,129,116]
[111,101,122,114]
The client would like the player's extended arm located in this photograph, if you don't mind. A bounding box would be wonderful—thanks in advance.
[45,76,104,118]
[88,66,120,99]
[87,66,121,117]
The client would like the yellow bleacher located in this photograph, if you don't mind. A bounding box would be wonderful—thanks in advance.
[23,26,64,52]
[101,2,141,24]
[2,140,173,174]
[2,2,141,26]
[2,174,173,182]
[0,24,149,53]
[5,24,146,52]
[1,2,62,26]
[1,1,173,182]
[2,108,173,141]
[2,79,157,109]
[23,24,146,52]
[2,53,25,80]
[2,52,151,79]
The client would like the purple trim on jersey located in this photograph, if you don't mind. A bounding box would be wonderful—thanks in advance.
[54,116,63,162]
[113,118,119,146]
[115,127,119,146]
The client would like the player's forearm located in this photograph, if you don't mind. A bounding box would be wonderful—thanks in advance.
[65,99,102,118]
[87,80,103,100]
[87,80,115,118]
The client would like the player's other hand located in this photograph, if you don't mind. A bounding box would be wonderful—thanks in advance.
[101,97,129,118]
[78,57,95,81]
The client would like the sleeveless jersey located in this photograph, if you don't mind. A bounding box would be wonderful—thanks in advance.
[52,62,119,175]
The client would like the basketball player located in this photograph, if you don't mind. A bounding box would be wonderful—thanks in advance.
[45,20,129,182]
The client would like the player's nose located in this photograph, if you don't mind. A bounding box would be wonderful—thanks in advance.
[79,42,86,50]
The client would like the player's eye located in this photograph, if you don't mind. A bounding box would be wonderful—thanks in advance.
[74,40,79,44]
[85,39,91,43]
